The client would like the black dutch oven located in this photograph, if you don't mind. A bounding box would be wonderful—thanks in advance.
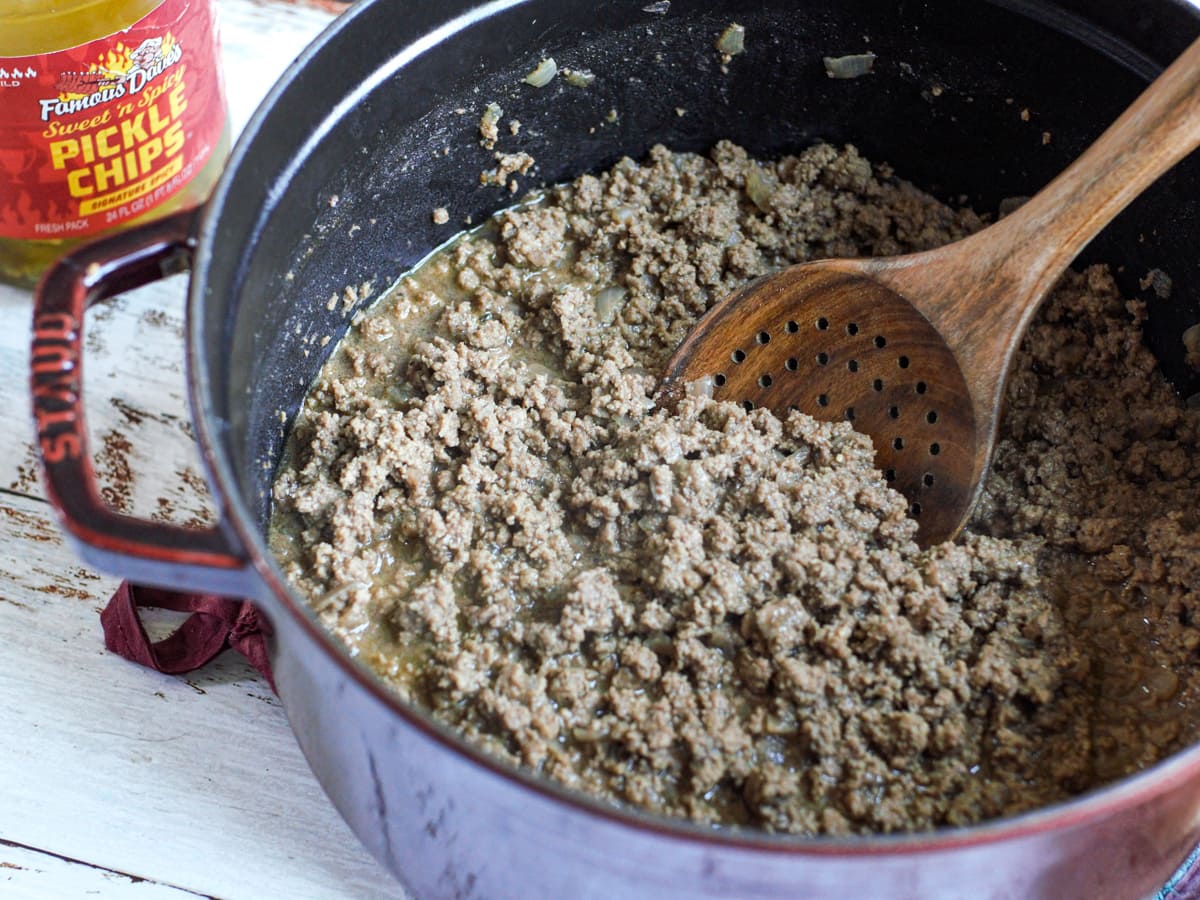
[30,0,1200,896]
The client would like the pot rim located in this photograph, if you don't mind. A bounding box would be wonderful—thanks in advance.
[189,0,1200,856]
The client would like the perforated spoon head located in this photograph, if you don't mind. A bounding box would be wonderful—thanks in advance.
[664,33,1200,547]
[662,261,980,546]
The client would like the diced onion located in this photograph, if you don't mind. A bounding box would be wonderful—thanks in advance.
[685,375,715,398]
[1139,666,1180,704]
[314,582,368,613]
[523,57,558,87]
[745,165,776,213]
[564,68,595,88]
[716,23,745,57]
[1141,267,1174,299]
[594,286,627,324]
[480,102,502,140]
[1184,323,1200,360]
[824,52,876,79]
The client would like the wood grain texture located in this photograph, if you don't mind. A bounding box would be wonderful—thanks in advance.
[667,34,1200,545]
[0,492,403,898]
[2,273,218,524]
[0,1,406,897]
[1,841,208,900]
[879,33,1200,451]
[664,264,975,545]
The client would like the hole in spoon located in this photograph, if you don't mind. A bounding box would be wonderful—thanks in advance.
[714,373,726,386]
[756,331,771,345]
[816,317,829,331]
[785,357,798,371]
[846,322,859,335]
[759,374,773,388]
[888,406,900,419]
[732,349,746,364]
[927,410,938,424]
[847,359,859,372]
[893,437,905,450]
[873,379,884,392]
[898,355,910,369]
[786,320,799,333]
[916,381,927,395]
[817,394,830,407]
[817,352,829,366]
[930,442,941,456]
[845,407,856,421]
[874,335,887,348]
[923,472,935,487]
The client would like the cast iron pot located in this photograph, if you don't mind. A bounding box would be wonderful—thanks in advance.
[30,0,1200,896]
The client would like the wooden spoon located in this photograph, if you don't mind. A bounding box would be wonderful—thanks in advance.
[662,36,1200,547]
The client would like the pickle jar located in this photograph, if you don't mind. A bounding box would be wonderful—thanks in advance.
[0,0,230,287]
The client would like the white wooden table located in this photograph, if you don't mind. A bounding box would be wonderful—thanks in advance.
[0,2,405,896]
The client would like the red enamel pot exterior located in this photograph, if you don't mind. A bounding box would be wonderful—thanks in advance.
[32,0,1200,896]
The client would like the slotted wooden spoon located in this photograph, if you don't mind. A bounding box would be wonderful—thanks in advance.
[663,35,1200,547]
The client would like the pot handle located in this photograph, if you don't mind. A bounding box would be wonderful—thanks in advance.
[31,210,254,598]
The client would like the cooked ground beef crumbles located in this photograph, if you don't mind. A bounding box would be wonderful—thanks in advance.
[268,141,1200,835]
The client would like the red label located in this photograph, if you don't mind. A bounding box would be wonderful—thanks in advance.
[0,0,226,240]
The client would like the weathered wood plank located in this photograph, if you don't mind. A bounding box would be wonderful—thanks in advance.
[217,0,343,135]
[0,491,402,898]
[0,2,407,897]
[1,274,219,527]
[1,841,209,900]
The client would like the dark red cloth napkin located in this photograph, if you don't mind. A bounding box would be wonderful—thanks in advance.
[101,582,274,691]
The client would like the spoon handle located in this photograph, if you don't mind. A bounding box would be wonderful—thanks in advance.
[879,34,1200,401]
[991,33,1200,294]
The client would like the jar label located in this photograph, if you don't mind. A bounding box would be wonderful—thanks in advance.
[0,0,226,240]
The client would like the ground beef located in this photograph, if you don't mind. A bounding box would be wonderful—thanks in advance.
[268,141,1200,835]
